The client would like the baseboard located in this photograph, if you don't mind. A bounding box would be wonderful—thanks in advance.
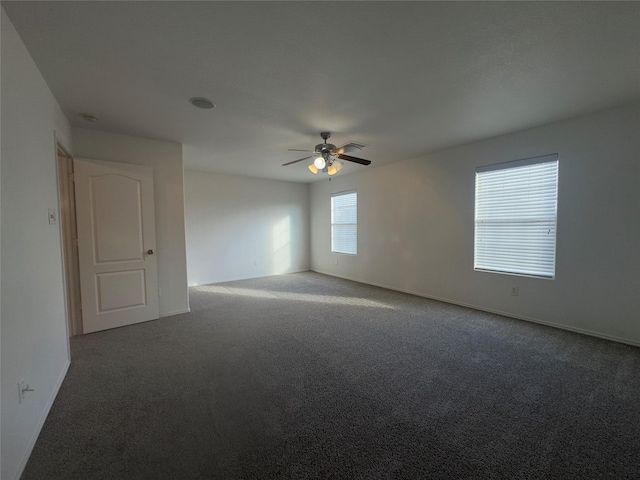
[311,269,640,348]
[159,308,191,318]
[188,268,311,288]
[13,359,71,480]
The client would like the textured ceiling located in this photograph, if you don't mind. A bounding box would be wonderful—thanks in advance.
[3,1,640,183]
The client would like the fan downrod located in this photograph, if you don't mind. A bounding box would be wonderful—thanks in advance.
[316,132,336,155]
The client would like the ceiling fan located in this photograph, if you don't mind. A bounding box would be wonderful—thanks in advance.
[282,132,372,176]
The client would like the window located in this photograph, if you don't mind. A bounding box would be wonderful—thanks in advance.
[474,154,559,278]
[331,191,357,255]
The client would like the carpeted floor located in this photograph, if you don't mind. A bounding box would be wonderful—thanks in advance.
[22,272,640,479]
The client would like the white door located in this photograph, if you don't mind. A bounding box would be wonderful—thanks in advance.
[75,158,159,333]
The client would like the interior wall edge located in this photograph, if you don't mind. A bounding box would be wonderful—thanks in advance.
[1,8,74,480]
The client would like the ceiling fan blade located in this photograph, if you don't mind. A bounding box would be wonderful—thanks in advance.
[282,155,314,166]
[336,154,372,166]
[334,142,366,155]
[287,148,314,152]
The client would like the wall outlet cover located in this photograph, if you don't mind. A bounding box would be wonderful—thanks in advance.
[48,208,57,225]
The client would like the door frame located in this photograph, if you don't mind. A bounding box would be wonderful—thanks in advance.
[56,141,83,338]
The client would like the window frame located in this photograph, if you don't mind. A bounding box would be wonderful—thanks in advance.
[474,154,559,279]
[331,190,358,255]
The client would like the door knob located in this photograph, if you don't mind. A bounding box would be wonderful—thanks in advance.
[147,249,154,255]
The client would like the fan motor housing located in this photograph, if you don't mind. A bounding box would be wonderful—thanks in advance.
[315,143,337,154]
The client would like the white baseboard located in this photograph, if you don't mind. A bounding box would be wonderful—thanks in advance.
[159,308,191,318]
[188,268,311,288]
[311,269,640,348]
[13,359,71,480]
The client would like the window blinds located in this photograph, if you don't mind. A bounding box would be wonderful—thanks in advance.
[331,191,357,255]
[474,154,559,278]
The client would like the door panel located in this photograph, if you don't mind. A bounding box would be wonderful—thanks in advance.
[91,174,144,263]
[75,158,159,333]
[96,270,147,312]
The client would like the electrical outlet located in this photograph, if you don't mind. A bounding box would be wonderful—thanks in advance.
[511,286,519,296]
[48,208,57,225]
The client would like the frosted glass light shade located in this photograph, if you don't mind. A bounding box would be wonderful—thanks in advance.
[308,164,319,174]
[313,156,326,169]
[328,160,343,176]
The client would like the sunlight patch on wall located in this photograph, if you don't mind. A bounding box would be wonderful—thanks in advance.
[194,285,392,309]
[271,216,291,274]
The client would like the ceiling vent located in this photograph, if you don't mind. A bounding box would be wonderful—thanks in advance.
[80,113,99,123]
[189,97,215,109]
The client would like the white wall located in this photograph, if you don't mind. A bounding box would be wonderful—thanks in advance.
[184,170,309,285]
[1,9,73,480]
[311,102,640,346]
[72,128,190,316]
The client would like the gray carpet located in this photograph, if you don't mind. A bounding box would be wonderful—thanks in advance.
[22,272,640,479]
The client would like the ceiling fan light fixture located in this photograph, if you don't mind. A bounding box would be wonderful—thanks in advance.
[327,160,343,176]
[283,132,371,177]
[313,155,326,170]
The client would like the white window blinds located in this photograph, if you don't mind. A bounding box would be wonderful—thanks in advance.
[474,154,559,278]
[331,191,357,255]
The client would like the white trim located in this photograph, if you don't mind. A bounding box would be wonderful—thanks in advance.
[476,152,558,173]
[54,132,74,356]
[330,189,357,198]
[187,268,310,288]
[159,308,191,317]
[311,269,640,348]
[12,360,71,480]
